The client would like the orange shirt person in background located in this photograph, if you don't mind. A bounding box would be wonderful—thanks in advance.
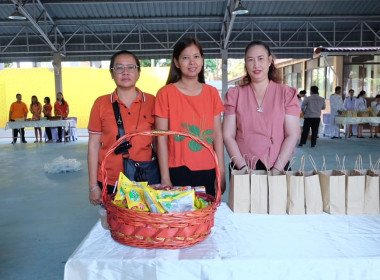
[30,95,42,143]
[9,93,28,144]
[54,92,69,142]
[155,37,226,197]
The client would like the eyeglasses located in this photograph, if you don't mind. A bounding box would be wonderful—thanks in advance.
[111,64,139,74]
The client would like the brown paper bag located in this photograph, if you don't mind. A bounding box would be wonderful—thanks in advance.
[228,164,251,213]
[318,155,346,214]
[364,157,380,214]
[304,155,323,214]
[345,155,365,215]
[268,169,287,215]
[286,157,305,215]
[250,161,268,214]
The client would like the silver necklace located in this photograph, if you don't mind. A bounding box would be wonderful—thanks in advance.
[251,83,269,113]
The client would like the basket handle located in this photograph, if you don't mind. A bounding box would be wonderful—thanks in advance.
[101,130,221,206]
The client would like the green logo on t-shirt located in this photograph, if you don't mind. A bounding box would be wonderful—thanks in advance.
[174,123,213,152]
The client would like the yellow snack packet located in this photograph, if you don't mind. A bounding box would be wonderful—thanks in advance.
[123,185,149,212]
[118,172,148,189]
[157,189,187,199]
[143,185,166,213]
[112,172,129,207]
[194,196,210,210]
[113,172,149,209]
[158,190,196,213]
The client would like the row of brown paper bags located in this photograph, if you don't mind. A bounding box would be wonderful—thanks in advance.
[228,155,380,215]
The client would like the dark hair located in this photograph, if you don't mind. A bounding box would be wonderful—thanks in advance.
[109,50,141,74]
[357,90,366,98]
[376,94,380,99]
[44,97,50,103]
[335,86,342,92]
[56,92,66,105]
[299,90,306,95]
[16,93,21,98]
[166,37,205,85]
[31,95,39,105]
[310,86,319,94]
[242,40,281,85]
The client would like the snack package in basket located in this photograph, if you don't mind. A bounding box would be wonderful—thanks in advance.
[143,185,166,213]
[113,172,149,210]
[192,186,206,193]
[194,196,210,209]
[156,188,192,199]
[158,190,196,213]
[124,185,150,212]
[113,173,129,207]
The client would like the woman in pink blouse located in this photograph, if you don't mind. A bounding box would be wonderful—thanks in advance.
[223,41,300,171]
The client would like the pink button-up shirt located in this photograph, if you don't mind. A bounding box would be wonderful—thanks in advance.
[224,81,299,168]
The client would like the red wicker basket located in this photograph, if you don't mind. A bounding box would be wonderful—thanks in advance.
[101,130,221,249]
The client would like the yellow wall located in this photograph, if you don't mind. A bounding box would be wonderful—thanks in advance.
[0,67,169,128]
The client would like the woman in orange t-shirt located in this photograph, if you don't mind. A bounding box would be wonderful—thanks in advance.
[30,95,42,143]
[155,37,226,197]
[54,92,69,142]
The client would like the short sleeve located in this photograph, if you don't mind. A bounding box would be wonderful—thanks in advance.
[210,86,225,116]
[284,86,300,116]
[154,86,170,119]
[88,97,102,134]
[224,87,239,116]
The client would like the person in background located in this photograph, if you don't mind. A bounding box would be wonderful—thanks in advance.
[223,40,300,172]
[88,50,157,206]
[298,86,326,148]
[54,92,69,142]
[155,37,226,197]
[298,90,306,109]
[43,97,53,143]
[9,93,28,144]
[355,90,367,138]
[370,94,380,138]
[329,86,344,139]
[343,89,356,137]
[30,95,43,143]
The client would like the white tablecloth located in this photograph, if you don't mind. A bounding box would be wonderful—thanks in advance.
[64,203,380,280]
[335,116,380,125]
[5,119,76,130]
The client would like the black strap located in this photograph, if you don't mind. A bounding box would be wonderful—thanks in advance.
[112,100,125,139]
[112,100,132,155]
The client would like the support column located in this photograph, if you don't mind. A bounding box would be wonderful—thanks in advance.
[221,49,228,101]
[53,52,63,96]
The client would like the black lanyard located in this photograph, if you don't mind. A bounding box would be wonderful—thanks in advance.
[112,93,143,155]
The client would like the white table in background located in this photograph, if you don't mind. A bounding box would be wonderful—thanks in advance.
[64,203,380,280]
[5,119,77,142]
[335,116,380,138]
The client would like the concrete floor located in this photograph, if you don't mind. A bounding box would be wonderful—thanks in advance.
[0,128,379,280]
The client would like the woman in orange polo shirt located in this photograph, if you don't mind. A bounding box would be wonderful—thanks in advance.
[54,92,69,142]
[88,50,157,206]
[155,37,226,197]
